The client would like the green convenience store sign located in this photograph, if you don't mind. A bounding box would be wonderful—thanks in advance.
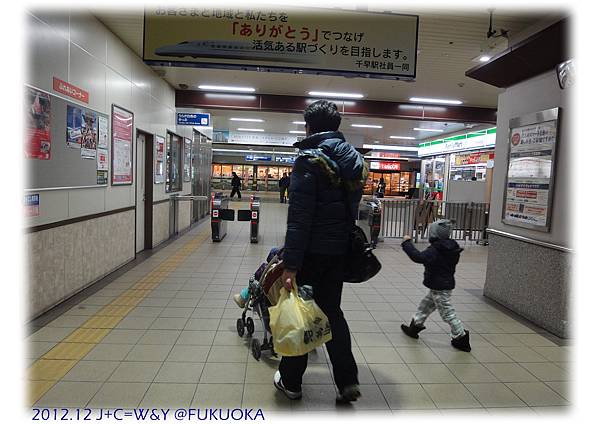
[418,128,496,157]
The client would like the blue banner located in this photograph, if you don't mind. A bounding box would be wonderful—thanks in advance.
[177,113,210,126]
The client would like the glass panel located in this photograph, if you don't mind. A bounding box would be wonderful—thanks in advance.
[257,166,268,191]
[390,173,400,196]
[166,133,183,193]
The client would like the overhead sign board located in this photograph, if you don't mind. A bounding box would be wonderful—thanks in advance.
[245,154,272,162]
[177,112,210,126]
[215,130,300,147]
[143,6,418,80]
[53,77,89,104]
[370,161,401,171]
[418,128,496,157]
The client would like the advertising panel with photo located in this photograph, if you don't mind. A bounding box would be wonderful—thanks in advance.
[80,110,98,159]
[155,134,165,184]
[502,108,559,231]
[111,105,134,185]
[25,87,51,160]
[143,7,418,80]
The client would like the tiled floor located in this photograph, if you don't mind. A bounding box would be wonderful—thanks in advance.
[26,202,571,414]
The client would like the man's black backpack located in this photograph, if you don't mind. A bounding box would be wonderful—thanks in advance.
[342,190,382,283]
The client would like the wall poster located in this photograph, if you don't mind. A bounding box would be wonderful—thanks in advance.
[98,115,109,149]
[111,105,134,185]
[80,110,98,159]
[25,87,51,160]
[502,107,560,232]
[66,104,83,148]
[183,137,192,182]
[154,134,165,183]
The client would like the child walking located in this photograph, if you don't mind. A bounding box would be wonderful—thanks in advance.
[400,219,471,352]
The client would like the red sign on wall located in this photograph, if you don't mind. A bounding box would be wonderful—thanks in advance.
[53,77,89,104]
[370,161,402,171]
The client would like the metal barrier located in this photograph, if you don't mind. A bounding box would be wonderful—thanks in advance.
[379,199,489,242]
[357,197,382,247]
[170,194,209,236]
[237,195,261,243]
[210,192,235,241]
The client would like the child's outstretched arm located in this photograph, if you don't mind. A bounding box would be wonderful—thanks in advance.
[401,236,436,264]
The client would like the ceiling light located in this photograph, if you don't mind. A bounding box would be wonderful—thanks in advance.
[363,144,419,151]
[237,128,264,132]
[230,118,264,122]
[292,121,306,125]
[351,124,383,129]
[198,85,255,92]
[373,140,380,143]
[409,97,463,105]
[390,136,416,140]
[204,94,256,100]
[289,130,305,134]
[413,128,444,133]
[308,91,364,99]
[479,55,491,62]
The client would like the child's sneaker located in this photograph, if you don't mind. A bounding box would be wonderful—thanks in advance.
[400,319,426,339]
[451,330,472,352]
[233,294,246,308]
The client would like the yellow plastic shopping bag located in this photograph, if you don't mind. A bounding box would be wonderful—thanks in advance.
[268,286,332,356]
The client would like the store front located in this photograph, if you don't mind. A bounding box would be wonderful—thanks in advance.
[211,163,293,192]
[363,160,418,197]
[418,127,496,201]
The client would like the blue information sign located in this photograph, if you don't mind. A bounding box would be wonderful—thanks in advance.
[177,113,210,126]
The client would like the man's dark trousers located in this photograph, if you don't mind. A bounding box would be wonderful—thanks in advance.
[278,254,359,392]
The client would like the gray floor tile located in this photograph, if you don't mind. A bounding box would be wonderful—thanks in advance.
[27,341,57,359]
[482,363,539,383]
[369,363,418,384]
[159,307,194,318]
[343,385,390,410]
[191,384,243,408]
[465,383,527,407]
[84,344,134,361]
[207,345,248,363]
[430,347,478,364]
[422,383,482,409]
[407,364,460,384]
[359,347,404,363]
[128,306,164,317]
[124,344,173,362]
[446,363,499,383]
[88,382,150,408]
[499,346,549,362]
[380,384,437,410]
[166,345,210,362]
[108,361,162,382]
[139,383,196,408]
[115,316,156,330]
[544,381,570,401]
[155,362,205,384]
[28,327,74,343]
[149,317,189,330]
[176,330,216,345]
[353,332,393,347]
[531,346,571,362]
[138,329,181,345]
[184,318,221,331]
[101,329,145,344]
[36,381,102,407]
[469,346,514,363]
[505,382,569,406]
[200,363,246,383]
[290,385,338,411]
[396,346,442,363]
[519,363,569,381]
[243,383,292,411]
[62,360,120,382]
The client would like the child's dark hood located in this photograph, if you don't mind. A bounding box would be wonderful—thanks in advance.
[294,131,367,185]
[431,239,463,254]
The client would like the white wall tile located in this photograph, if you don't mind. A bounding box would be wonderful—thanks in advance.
[24,190,69,228]
[69,11,107,63]
[106,31,132,81]
[106,67,132,112]
[69,45,106,113]
[28,9,70,40]
[67,188,105,217]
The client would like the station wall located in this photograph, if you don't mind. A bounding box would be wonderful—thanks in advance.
[25,10,192,319]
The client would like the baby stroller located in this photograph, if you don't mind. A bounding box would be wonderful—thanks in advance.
[236,247,285,361]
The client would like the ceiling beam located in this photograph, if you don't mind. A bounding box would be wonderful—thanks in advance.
[175,91,497,124]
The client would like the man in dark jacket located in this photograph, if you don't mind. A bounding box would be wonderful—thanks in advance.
[399,219,471,352]
[273,100,368,404]
[230,172,242,199]
[278,172,290,203]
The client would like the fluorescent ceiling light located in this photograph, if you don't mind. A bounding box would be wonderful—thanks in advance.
[204,93,256,100]
[308,91,364,99]
[363,144,419,151]
[292,121,306,125]
[198,85,255,92]
[413,127,444,133]
[289,130,305,134]
[365,156,410,161]
[479,55,491,62]
[409,97,463,105]
[237,128,264,132]
[230,117,264,122]
[351,124,383,129]
[390,136,416,140]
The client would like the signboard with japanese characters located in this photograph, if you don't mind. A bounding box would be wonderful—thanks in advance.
[502,108,560,232]
[143,6,418,80]
[370,161,401,171]
[219,130,299,146]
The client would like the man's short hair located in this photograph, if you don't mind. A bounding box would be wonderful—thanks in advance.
[304,100,341,133]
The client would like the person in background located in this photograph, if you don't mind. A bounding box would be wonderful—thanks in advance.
[275,99,369,404]
[376,177,386,198]
[230,172,242,199]
[278,172,290,203]
[471,176,477,181]
[399,219,472,352]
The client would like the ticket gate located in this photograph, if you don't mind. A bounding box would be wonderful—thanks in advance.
[357,197,382,247]
[237,195,261,243]
[210,192,234,242]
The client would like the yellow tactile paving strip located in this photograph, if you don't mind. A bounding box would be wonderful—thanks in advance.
[27,229,210,406]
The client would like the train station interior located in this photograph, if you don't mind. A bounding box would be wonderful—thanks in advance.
[8,0,596,421]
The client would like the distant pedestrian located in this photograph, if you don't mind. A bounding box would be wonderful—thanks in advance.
[376,177,386,198]
[278,172,290,203]
[399,219,471,352]
[230,172,242,199]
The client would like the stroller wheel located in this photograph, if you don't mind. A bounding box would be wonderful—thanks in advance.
[251,338,261,361]
[246,317,255,336]
[236,318,245,337]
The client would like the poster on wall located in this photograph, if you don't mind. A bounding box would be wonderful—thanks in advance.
[97,171,108,185]
[24,193,40,217]
[96,148,109,171]
[154,134,165,183]
[143,7,418,80]
[98,115,109,149]
[502,107,560,232]
[80,110,98,159]
[184,137,192,182]
[66,104,83,148]
[111,105,134,185]
[25,87,51,160]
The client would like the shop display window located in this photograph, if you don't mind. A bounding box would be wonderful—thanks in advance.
[166,132,183,193]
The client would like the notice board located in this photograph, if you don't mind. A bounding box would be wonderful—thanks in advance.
[25,86,110,190]
[502,107,560,232]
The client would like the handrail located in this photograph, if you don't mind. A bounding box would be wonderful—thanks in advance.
[486,228,572,253]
